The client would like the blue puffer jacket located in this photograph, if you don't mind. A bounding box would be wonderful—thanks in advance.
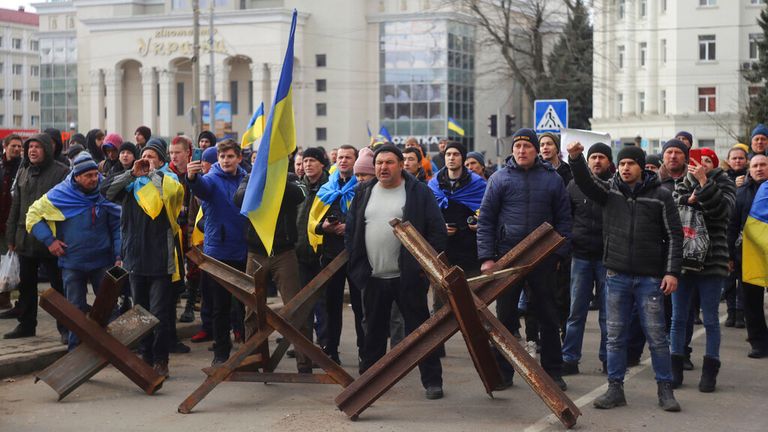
[189,163,248,262]
[477,156,572,261]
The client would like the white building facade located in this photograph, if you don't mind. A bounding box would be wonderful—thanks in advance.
[592,0,766,155]
[30,0,543,157]
[0,8,40,130]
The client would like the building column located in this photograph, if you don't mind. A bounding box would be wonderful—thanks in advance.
[250,62,271,111]
[140,67,157,132]
[90,69,105,130]
[215,64,230,105]
[158,68,174,137]
[104,67,123,134]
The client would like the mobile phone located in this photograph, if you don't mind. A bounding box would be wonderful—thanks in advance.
[688,149,702,165]
[326,215,339,224]
[192,148,203,162]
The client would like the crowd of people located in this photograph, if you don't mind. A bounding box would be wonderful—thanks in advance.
[0,122,766,410]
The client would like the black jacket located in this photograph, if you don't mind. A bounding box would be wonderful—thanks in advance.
[296,171,329,263]
[728,177,765,265]
[570,153,683,278]
[234,173,306,256]
[345,172,447,292]
[674,168,735,277]
[554,159,573,186]
[567,169,611,261]
[313,175,354,260]
[434,167,481,268]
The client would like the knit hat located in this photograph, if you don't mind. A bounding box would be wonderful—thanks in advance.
[734,143,750,154]
[197,130,217,147]
[354,147,375,176]
[373,143,404,163]
[539,132,561,150]
[69,133,86,146]
[103,133,123,150]
[142,137,168,163]
[72,152,98,177]
[675,131,694,147]
[646,154,662,168]
[662,139,689,160]
[301,147,327,166]
[444,142,467,162]
[66,144,85,160]
[135,126,151,143]
[587,142,613,161]
[118,142,139,159]
[466,151,485,167]
[752,124,768,140]
[202,147,218,164]
[700,148,719,168]
[617,146,646,168]
[512,128,540,152]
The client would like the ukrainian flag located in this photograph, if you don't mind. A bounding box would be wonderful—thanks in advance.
[743,181,768,286]
[448,117,465,137]
[240,9,298,255]
[373,126,392,147]
[241,102,265,149]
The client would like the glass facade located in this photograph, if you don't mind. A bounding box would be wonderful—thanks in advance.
[380,20,475,150]
[40,36,78,131]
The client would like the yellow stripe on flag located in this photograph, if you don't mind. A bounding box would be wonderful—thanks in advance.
[743,215,768,287]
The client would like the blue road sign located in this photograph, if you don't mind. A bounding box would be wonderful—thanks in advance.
[534,99,568,133]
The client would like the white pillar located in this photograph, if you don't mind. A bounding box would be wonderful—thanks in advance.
[90,69,105,130]
[158,68,174,137]
[140,67,157,132]
[104,68,123,134]
[216,64,230,105]
[250,62,271,110]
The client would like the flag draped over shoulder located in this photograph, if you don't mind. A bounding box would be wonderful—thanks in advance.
[26,173,122,236]
[241,102,265,149]
[240,10,298,255]
[448,117,465,136]
[427,170,486,212]
[743,181,768,286]
[307,170,357,252]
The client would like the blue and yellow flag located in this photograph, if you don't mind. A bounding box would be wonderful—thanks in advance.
[241,102,265,149]
[306,170,357,252]
[240,9,298,255]
[372,126,392,147]
[448,117,465,136]
[743,181,768,286]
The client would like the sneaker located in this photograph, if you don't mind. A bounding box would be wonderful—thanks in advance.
[562,361,580,376]
[179,305,195,323]
[593,381,626,409]
[525,341,538,359]
[153,360,170,378]
[191,330,212,343]
[425,385,444,400]
[170,341,191,354]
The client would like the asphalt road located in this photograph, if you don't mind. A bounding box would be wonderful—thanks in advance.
[1,298,767,432]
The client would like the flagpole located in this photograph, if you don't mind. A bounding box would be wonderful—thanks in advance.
[209,1,216,135]
[192,0,201,140]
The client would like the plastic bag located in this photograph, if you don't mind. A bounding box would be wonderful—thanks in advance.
[678,205,710,272]
[0,251,20,293]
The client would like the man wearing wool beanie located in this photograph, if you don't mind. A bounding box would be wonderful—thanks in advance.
[661,139,689,194]
[568,140,683,412]
[477,127,572,391]
[749,124,768,158]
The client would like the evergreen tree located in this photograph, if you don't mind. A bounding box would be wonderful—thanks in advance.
[743,5,768,134]
[541,0,593,129]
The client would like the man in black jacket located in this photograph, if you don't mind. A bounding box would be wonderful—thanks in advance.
[729,154,768,359]
[561,143,612,375]
[346,144,447,400]
[0,134,22,311]
[234,171,310,372]
[568,142,683,412]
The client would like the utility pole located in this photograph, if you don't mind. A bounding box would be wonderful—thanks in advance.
[192,0,201,140]
[209,2,216,136]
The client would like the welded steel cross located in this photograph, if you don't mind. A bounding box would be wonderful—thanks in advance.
[334,221,582,429]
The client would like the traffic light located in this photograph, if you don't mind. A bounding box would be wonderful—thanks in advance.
[505,114,516,137]
[488,114,498,137]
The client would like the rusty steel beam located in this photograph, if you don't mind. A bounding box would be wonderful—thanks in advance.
[35,306,159,400]
[39,289,164,395]
[335,222,567,422]
[202,370,338,385]
[87,266,128,326]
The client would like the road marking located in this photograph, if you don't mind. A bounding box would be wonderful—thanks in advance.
[523,313,727,432]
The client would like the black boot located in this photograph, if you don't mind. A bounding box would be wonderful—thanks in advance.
[593,380,626,409]
[699,356,720,393]
[657,381,681,412]
[734,310,746,329]
[671,354,685,389]
[3,324,35,339]
[724,310,735,327]
[683,354,694,371]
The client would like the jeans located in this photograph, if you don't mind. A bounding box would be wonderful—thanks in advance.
[17,255,64,331]
[495,256,562,378]
[62,266,109,351]
[671,274,724,359]
[130,274,173,364]
[562,258,607,364]
[360,277,442,388]
[605,271,672,383]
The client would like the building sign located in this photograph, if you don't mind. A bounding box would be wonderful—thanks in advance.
[138,28,228,57]
[201,101,233,138]
[391,135,441,146]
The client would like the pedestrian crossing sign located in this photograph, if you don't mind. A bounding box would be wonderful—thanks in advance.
[534,99,568,133]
